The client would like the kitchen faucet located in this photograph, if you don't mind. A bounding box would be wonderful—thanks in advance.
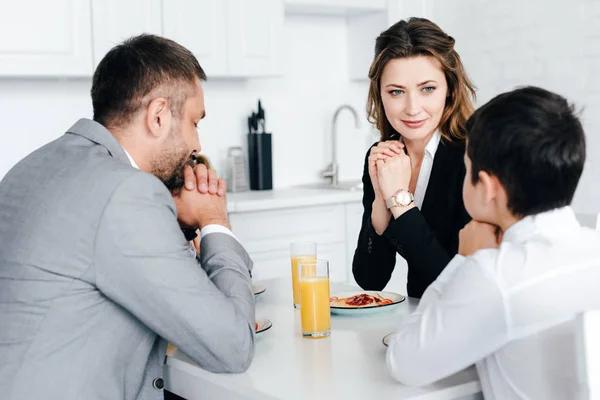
[321,104,361,187]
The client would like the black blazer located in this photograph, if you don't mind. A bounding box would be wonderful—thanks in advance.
[352,138,470,298]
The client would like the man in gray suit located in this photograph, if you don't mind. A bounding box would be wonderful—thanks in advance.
[0,35,255,400]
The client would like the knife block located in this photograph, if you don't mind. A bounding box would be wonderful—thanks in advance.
[247,133,273,190]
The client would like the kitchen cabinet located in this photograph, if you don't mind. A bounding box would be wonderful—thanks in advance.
[91,0,162,68]
[230,204,350,283]
[226,0,284,77]
[226,188,411,293]
[0,0,93,77]
[163,0,283,78]
[162,0,229,77]
[2,0,283,78]
[344,201,363,286]
[283,0,432,80]
[347,0,432,81]
[227,188,363,284]
[285,0,387,16]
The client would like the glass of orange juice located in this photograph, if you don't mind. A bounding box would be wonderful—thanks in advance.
[298,259,330,338]
[290,242,317,308]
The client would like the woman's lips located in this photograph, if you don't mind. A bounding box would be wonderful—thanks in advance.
[401,119,426,129]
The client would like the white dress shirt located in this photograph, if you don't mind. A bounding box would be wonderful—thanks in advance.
[413,130,440,209]
[122,148,238,243]
[386,206,600,399]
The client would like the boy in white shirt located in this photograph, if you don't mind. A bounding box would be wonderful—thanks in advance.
[386,86,600,399]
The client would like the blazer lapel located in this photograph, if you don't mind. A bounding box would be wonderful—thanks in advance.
[65,118,131,166]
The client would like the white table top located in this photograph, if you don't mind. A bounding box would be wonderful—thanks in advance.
[164,278,482,400]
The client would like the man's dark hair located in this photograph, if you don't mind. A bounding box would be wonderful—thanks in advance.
[91,34,206,128]
[466,86,586,217]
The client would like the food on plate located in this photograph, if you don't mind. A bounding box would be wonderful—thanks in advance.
[330,293,393,307]
[255,322,259,331]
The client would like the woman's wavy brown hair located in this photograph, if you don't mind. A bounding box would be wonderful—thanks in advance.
[367,17,476,142]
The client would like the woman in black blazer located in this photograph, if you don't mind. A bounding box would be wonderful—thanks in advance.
[352,18,475,298]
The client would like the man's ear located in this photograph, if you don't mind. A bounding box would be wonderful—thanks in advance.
[477,170,502,205]
[145,97,171,138]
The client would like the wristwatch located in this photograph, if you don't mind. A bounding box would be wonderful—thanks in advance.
[385,189,414,209]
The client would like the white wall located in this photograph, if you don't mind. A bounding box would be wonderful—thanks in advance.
[0,14,375,188]
[1,2,598,213]
[418,0,600,213]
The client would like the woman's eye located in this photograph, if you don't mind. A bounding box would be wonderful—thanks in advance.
[390,89,404,96]
[423,86,436,93]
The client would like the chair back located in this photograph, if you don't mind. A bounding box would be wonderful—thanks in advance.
[576,311,600,399]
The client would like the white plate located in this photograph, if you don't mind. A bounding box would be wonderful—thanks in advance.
[330,290,405,315]
[382,332,394,347]
[255,317,272,334]
[253,284,266,297]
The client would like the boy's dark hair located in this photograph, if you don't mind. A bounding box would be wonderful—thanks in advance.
[91,34,206,128]
[466,86,586,217]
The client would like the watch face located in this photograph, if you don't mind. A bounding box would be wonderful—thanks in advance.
[396,190,412,206]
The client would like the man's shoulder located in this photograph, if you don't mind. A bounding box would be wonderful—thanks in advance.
[2,133,171,211]
[108,169,172,203]
[53,132,171,199]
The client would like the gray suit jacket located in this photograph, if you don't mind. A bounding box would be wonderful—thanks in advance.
[0,119,255,400]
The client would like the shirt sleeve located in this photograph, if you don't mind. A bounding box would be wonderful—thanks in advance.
[200,224,239,242]
[386,250,509,386]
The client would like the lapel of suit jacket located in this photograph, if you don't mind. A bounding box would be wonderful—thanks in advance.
[66,118,131,166]
[420,138,450,214]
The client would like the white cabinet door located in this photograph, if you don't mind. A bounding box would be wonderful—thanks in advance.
[230,204,347,282]
[386,0,433,24]
[247,242,347,284]
[318,242,348,283]
[92,0,162,67]
[346,12,387,81]
[346,0,433,81]
[0,0,93,77]
[226,0,284,77]
[344,201,363,285]
[285,0,387,16]
[162,0,228,77]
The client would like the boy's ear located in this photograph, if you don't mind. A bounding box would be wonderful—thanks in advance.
[478,170,503,205]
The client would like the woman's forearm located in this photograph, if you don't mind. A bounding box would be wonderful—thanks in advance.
[371,197,391,235]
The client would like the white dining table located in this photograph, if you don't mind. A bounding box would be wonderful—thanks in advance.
[164,278,483,400]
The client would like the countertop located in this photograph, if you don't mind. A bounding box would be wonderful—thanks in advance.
[227,186,363,213]
[164,278,482,400]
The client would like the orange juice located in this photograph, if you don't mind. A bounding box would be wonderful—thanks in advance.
[291,255,316,307]
[299,276,331,337]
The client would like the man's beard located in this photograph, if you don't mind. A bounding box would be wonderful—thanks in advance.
[160,155,195,192]
[150,127,194,192]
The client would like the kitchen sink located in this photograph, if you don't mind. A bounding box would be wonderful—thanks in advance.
[299,180,363,191]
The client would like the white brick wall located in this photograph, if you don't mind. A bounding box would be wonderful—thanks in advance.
[421,0,600,213]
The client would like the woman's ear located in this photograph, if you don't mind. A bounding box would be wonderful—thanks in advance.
[145,97,171,139]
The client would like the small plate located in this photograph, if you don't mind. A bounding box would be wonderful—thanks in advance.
[382,332,394,347]
[255,317,272,334]
[330,290,405,316]
[253,284,266,297]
